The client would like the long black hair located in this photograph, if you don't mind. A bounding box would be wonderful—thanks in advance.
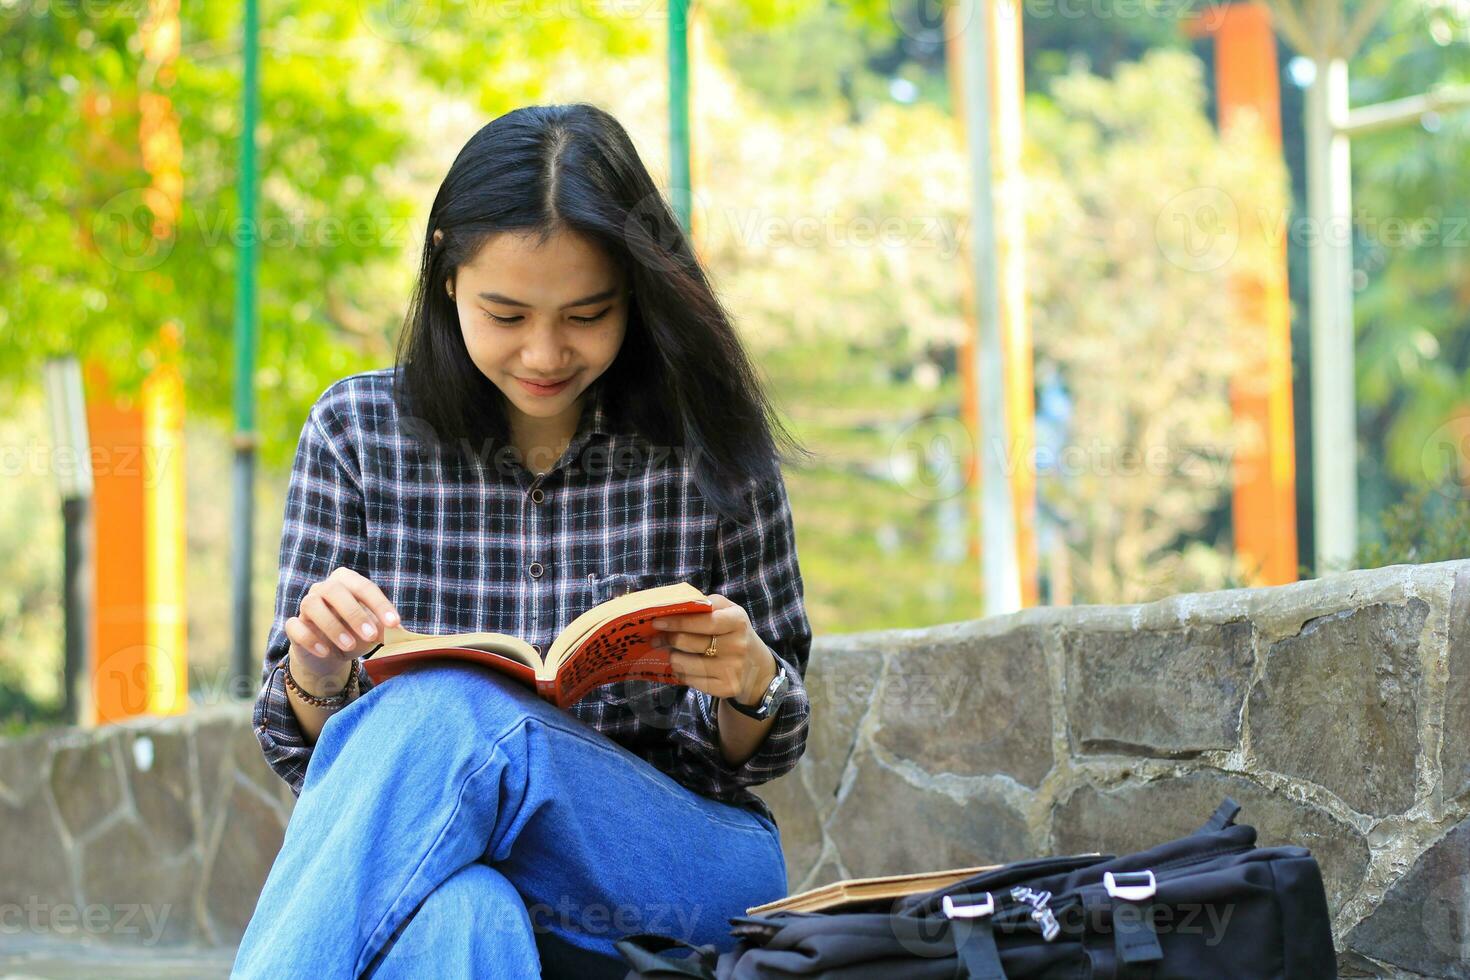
[393,102,813,524]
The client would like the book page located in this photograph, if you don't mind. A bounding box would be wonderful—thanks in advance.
[361,645,539,688]
[371,626,539,667]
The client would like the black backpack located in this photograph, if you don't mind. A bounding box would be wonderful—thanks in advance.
[615,798,1338,979]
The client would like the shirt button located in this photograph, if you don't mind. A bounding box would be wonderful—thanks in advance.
[529,561,544,578]
[530,487,545,505]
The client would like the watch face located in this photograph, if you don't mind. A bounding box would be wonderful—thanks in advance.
[760,667,790,715]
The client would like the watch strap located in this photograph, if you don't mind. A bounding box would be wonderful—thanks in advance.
[724,665,789,720]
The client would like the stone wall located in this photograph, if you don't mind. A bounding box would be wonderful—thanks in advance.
[0,703,295,950]
[752,559,1470,978]
[3,559,1467,976]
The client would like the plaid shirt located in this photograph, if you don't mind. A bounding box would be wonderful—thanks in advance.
[253,368,812,824]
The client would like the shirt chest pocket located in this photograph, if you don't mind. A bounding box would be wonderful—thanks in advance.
[589,565,710,605]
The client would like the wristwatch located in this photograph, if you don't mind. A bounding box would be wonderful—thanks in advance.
[724,665,790,721]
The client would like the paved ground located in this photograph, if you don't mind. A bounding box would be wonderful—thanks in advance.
[0,934,235,979]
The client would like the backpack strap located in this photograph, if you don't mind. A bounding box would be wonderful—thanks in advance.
[613,933,720,979]
[942,892,1008,980]
[1193,796,1242,835]
[1103,871,1163,976]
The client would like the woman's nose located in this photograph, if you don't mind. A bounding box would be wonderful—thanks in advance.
[520,323,571,370]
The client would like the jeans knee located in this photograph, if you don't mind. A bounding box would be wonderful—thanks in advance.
[431,862,527,920]
[350,663,544,744]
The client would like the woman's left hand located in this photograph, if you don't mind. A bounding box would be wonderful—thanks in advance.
[651,594,776,704]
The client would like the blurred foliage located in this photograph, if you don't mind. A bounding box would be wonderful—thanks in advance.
[1354,479,1470,569]
[1344,0,1470,517]
[1025,49,1281,602]
[0,0,671,470]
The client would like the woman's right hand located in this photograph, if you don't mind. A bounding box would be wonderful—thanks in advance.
[285,567,401,687]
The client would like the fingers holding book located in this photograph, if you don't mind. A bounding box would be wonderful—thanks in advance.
[652,593,772,703]
[286,567,401,683]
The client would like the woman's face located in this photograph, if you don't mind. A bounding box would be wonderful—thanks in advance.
[441,227,630,430]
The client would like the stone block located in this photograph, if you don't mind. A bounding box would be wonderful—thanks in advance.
[753,772,823,890]
[827,760,1030,878]
[1444,568,1470,802]
[1346,815,1470,978]
[202,778,288,944]
[50,737,127,839]
[877,628,1053,787]
[78,818,201,946]
[802,644,882,813]
[1249,600,1427,815]
[120,730,196,859]
[1064,621,1253,757]
[0,784,74,912]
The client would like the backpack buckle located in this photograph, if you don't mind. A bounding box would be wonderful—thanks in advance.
[1104,870,1156,901]
[942,892,995,919]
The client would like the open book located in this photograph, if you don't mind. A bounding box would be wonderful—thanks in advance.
[360,582,714,708]
[745,865,1004,915]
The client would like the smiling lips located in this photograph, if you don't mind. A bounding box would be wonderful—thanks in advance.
[517,375,573,396]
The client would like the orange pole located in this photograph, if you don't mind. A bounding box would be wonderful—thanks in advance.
[85,363,151,724]
[86,0,188,724]
[1186,4,1300,585]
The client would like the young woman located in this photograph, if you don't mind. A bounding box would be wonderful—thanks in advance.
[232,103,815,978]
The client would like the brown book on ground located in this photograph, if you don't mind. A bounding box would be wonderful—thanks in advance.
[745,865,1004,915]
[360,582,712,708]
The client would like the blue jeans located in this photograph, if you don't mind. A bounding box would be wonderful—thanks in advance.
[231,663,789,978]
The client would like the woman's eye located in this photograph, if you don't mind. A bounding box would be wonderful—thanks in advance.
[482,309,609,325]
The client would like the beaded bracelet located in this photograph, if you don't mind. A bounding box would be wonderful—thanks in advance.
[284,657,361,710]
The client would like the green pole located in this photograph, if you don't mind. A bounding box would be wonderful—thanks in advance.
[231,0,260,689]
[668,0,691,233]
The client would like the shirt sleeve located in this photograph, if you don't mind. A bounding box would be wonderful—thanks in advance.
[667,468,813,789]
[252,401,376,798]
